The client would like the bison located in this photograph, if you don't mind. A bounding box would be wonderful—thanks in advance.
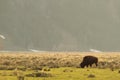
[80,56,98,68]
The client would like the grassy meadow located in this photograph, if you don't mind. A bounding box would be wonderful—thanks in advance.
[0,52,120,80]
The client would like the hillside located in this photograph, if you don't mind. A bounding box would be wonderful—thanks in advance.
[0,0,120,51]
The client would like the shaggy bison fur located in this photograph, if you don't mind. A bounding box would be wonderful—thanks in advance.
[80,56,98,68]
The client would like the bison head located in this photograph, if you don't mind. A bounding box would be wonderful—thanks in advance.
[80,62,85,68]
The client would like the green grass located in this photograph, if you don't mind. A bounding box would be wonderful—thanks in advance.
[0,67,119,80]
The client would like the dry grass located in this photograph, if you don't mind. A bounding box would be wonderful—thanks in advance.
[0,52,120,80]
[0,52,120,70]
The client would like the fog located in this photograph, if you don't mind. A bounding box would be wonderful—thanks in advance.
[0,0,120,51]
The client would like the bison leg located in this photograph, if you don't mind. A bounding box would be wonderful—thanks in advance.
[90,64,92,67]
[86,65,88,67]
[95,63,98,66]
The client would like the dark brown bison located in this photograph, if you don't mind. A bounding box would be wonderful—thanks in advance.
[80,56,98,68]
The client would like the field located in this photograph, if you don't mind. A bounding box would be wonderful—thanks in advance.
[0,52,120,80]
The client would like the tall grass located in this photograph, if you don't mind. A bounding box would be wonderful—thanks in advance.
[0,52,120,70]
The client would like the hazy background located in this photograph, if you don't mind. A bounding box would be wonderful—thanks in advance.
[0,0,120,52]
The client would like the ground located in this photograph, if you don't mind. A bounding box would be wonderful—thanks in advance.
[0,52,119,80]
[0,67,120,80]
